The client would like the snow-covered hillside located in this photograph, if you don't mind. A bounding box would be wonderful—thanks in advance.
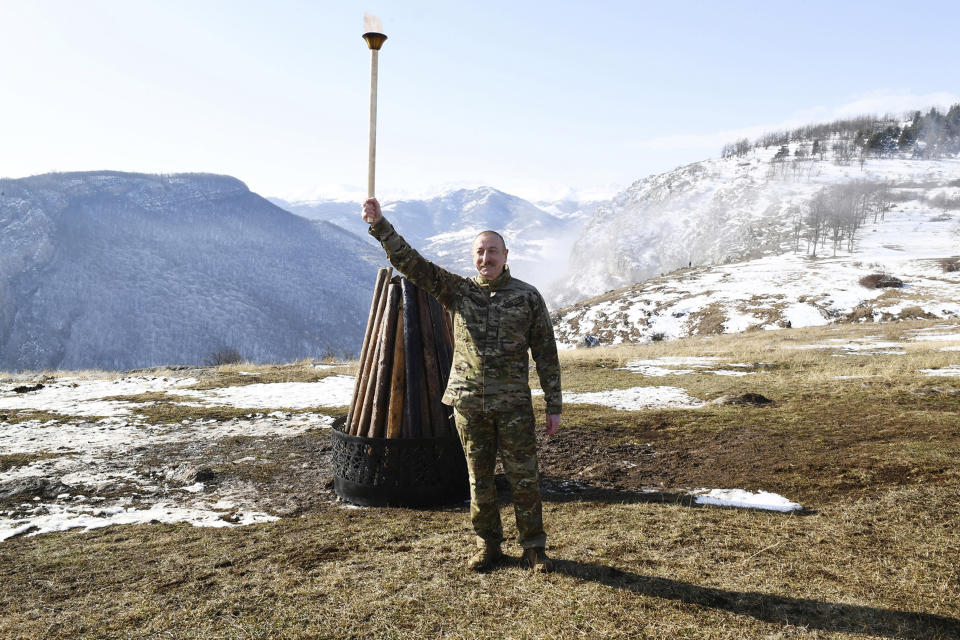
[553,173,960,346]
[274,187,594,295]
[0,172,381,371]
[554,146,960,307]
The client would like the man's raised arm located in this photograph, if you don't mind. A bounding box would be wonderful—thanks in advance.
[362,198,463,309]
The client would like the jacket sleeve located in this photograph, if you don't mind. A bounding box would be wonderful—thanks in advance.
[368,216,464,309]
[529,292,562,414]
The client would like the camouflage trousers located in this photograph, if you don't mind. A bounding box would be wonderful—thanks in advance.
[453,403,546,549]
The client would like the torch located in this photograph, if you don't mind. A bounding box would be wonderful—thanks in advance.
[362,13,387,202]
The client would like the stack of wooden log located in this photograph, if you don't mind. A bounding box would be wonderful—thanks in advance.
[346,268,456,438]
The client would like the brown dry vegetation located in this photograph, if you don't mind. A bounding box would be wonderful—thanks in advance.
[687,303,728,336]
[184,361,354,391]
[0,452,58,473]
[858,273,907,290]
[2,321,959,639]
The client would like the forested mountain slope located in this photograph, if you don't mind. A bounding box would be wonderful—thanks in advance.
[0,172,380,371]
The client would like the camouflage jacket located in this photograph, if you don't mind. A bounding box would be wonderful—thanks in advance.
[369,217,562,414]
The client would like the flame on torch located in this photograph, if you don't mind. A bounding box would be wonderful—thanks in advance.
[363,13,383,35]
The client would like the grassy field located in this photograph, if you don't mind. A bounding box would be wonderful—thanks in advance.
[1,321,959,639]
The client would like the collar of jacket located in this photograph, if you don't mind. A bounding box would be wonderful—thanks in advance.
[474,264,512,290]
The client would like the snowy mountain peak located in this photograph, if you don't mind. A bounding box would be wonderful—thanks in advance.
[273,185,593,297]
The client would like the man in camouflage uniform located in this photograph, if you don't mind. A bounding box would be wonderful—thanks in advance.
[362,198,562,572]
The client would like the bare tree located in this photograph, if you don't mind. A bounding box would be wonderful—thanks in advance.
[788,205,804,252]
[873,180,892,222]
[826,185,856,256]
[206,348,243,366]
[805,190,829,256]
[832,141,851,165]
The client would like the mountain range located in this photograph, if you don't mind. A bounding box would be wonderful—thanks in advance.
[272,188,598,298]
[2,112,959,370]
[0,172,380,371]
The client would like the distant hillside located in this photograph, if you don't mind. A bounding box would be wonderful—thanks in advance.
[0,172,381,371]
[553,109,960,308]
[551,144,960,346]
[721,104,960,160]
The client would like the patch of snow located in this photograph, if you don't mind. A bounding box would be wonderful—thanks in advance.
[175,376,355,409]
[831,341,905,351]
[0,413,334,458]
[0,376,200,417]
[619,365,697,377]
[619,357,757,377]
[534,386,704,410]
[788,339,908,355]
[692,488,802,512]
[920,366,960,377]
[0,500,278,542]
[0,372,346,542]
[911,333,960,342]
[781,303,829,328]
[628,356,722,367]
[723,310,761,334]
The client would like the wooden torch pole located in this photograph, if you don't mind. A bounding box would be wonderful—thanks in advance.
[362,20,387,199]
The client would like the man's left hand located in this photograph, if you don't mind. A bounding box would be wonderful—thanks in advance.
[545,413,561,436]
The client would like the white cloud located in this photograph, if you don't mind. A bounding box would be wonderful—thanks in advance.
[633,90,960,154]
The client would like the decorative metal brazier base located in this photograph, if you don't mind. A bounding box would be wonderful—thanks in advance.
[331,424,468,508]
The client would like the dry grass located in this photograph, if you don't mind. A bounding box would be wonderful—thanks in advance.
[129,402,337,425]
[184,361,355,391]
[0,409,87,425]
[859,273,905,289]
[1,489,956,639]
[99,392,202,404]
[0,452,59,473]
[557,319,959,371]
[0,360,356,385]
[2,320,959,639]
[687,303,728,336]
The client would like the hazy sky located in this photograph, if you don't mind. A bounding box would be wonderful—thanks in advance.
[2,0,958,203]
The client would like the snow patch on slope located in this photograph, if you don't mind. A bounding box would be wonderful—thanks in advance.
[554,181,960,347]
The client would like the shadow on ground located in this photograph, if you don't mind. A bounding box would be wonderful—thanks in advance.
[545,558,959,639]
[536,475,816,515]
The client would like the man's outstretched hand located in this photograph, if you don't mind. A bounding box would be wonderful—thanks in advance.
[545,413,560,436]
[362,198,382,225]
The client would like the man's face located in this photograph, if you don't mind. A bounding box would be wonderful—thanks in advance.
[473,233,508,281]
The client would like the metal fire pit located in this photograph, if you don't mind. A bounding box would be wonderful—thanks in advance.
[331,424,468,508]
